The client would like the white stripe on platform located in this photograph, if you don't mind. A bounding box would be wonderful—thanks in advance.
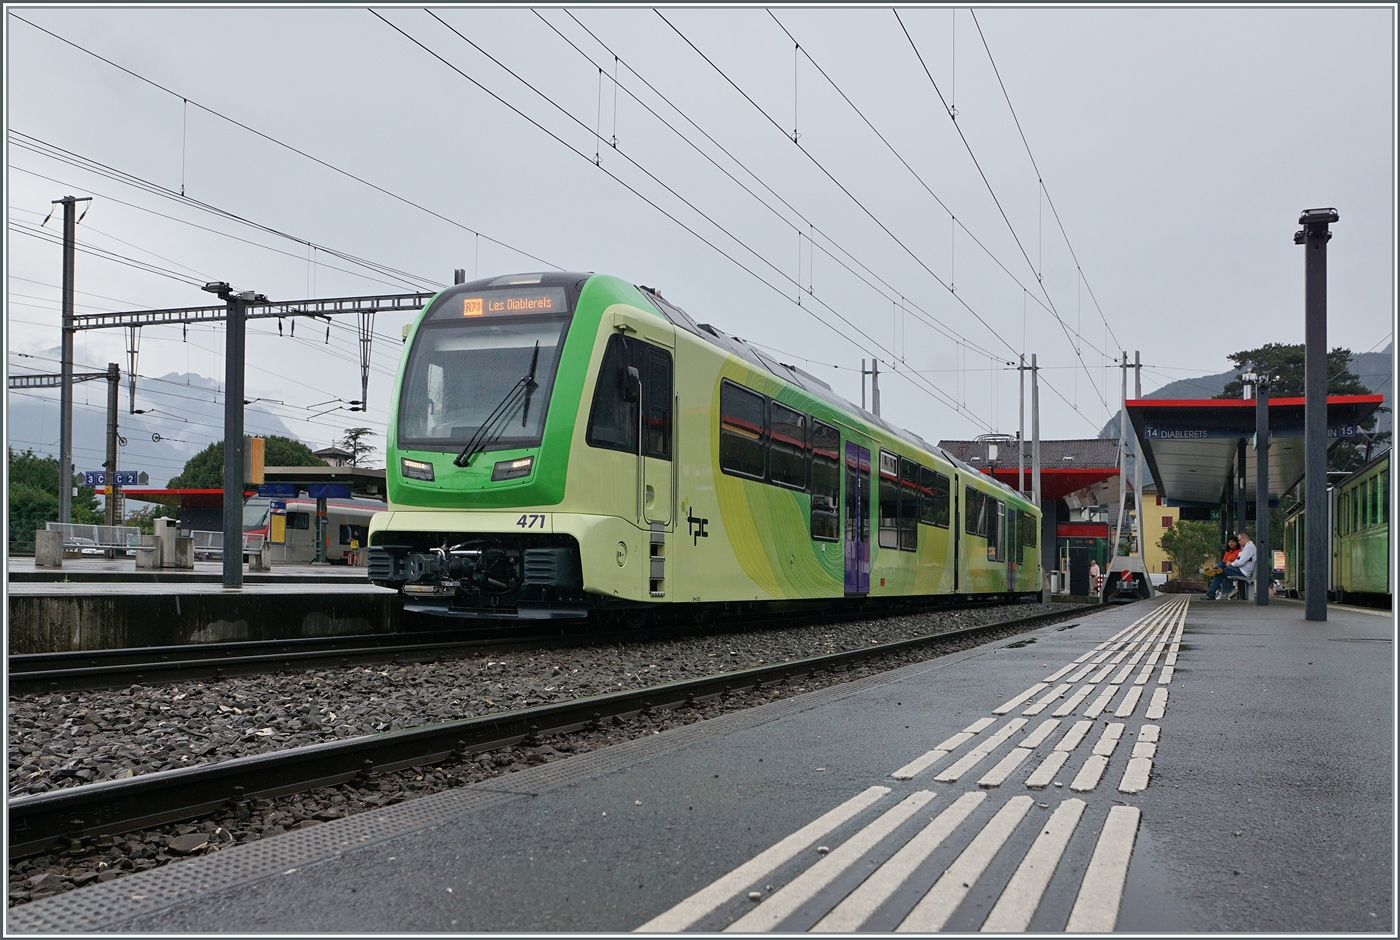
[935,719,1028,782]
[1066,663,1096,683]
[1164,651,1178,666]
[1084,685,1120,719]
[1118,757,1152,793]
[1091,723,1125,756]
[892,718,999,780]
[1133,664,1155,685]
[1054,720,1095,752]
[1043,662,1078,682]
[1024,751,1069,789]
[979,798,1087,932]
[1131,742,1157,759]
[895,797,1035,932]
[1157,666,1174,684]
[1052,685,1096,717]
[1022,684,1072,716]
[1069,754,1109,792]
[635,785,890,931]
[1145,688,1168,720]
[994,684,1048,715]
[1137,724,1160,743]
[724,790,935,932]
[1114,686,1144,718]
[1022,719,1062,749]
[1065,806,1141,932]
[1089,663,1115,683]
[978,748,1035,788]
[811,792,985,933]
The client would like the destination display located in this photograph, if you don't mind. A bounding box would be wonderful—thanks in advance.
[439,287,568,320]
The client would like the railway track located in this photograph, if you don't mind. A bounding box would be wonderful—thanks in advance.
[7,603,1098,858]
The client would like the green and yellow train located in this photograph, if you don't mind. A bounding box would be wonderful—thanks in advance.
[1281,449,1391,607]
[368,272,1042,620]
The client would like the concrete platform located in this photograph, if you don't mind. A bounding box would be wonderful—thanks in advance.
[8,556,370,583]
[7,577,397,654]
[11,597,1392,933]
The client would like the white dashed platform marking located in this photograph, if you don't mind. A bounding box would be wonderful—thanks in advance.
[980,798,1087,932]
[1065,806,1141,932]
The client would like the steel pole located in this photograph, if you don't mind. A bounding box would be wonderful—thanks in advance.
[1018,355,1026,495]
[1256,383,1270,605]
[222,293,249,589]
[56,197,78,524]
[1236,439,1247,538]
[871,359,880,417]
[1297,208,1337,621]
[104,364,119,532]
[1032,354,1044,585]
[1133,352,1143,560]
[1114,352,1128,557]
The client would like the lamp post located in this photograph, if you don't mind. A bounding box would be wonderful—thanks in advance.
[1243,370,1272,605]
[1295,208,1337,621]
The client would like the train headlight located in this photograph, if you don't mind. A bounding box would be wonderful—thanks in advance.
[401,457,435,481]
[491,455,534,481]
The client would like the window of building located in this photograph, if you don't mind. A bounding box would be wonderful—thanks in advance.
[810,420,840,541]
[898,457,919,552]
[965,487,988,538]
[719,381,765,479]
[1162,560,1172,573]
[1156,494,1162,506]
[878,450,900,549]
[919,466,950,528]
[769,401,807,490]
[1162,516,1174,529]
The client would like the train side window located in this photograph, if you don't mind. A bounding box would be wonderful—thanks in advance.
[719,381,766,479]
[339,524,366,546]
[769,402,807,490]
[1021,511,1037,550]
[286,511,311,530]
[965,488,987,538]
[898,458,919,551]
[810,420,840,541]
[919,467,950,528]
[1371,475,1380,528]
[586,334,639,454]
[644,347,672,460]
[987,499,1005,561]
[1381,470,1390,523]
[878,451,900,549]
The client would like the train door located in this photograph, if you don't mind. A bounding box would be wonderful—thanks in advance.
[610,308,675,530]
[1007,507,1019,591]
[844,442,871,594]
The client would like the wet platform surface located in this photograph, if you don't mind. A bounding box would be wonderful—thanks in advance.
[12,596,1392,933]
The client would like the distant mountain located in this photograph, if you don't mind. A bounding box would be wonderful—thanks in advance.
[1100,344,1393,440]
[6,370,313,488]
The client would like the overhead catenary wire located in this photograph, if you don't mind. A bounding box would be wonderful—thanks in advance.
[969,9,1122,355]
[6,12,563,273]
[374,9,986,428]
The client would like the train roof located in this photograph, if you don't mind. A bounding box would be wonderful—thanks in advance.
[635,286,1027,504]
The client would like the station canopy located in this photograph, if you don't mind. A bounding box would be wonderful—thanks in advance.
[1126,395,1383,505]
[123,466,386,509]
[936,439,1120,502]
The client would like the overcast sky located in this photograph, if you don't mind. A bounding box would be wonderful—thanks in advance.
[6,5,1395,473]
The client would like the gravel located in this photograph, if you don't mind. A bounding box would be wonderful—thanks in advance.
[7,602,1081,907]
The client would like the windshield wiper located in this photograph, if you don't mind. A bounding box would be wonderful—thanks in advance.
[519,340,543,428]
[453,341,541,468]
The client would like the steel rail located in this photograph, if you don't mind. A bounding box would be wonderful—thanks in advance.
[6,604,1095,858]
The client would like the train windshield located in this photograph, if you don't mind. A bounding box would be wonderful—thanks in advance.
[398,301,571,453]
[242,497,270,530]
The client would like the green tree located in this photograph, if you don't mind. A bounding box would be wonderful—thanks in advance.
[1158,519,1220,580]
[338,427,378,468]
[7,447,102,552]
[166,435,322,488]
[1217,343,1389,474]
[122,503,180,535]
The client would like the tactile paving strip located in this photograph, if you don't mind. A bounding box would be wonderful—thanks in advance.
[13,613,1101,932]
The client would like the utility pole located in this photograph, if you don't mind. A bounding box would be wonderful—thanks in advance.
[1296,207,1337,621]
[1114,352,1129,558]
[861,358,866,411]
[54,195,91,524]
[1018,355,1026,495]
[1031,354,1043,580]
[1133,351,1143,560]
[103,363,120,537]
[205,281,255,589]
[871,359,881,417]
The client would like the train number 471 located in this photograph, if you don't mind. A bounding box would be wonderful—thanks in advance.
[516,514,547,529]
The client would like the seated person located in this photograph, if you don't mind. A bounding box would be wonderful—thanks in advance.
[1206,531,1257,599]
[1222,537,1240,567]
